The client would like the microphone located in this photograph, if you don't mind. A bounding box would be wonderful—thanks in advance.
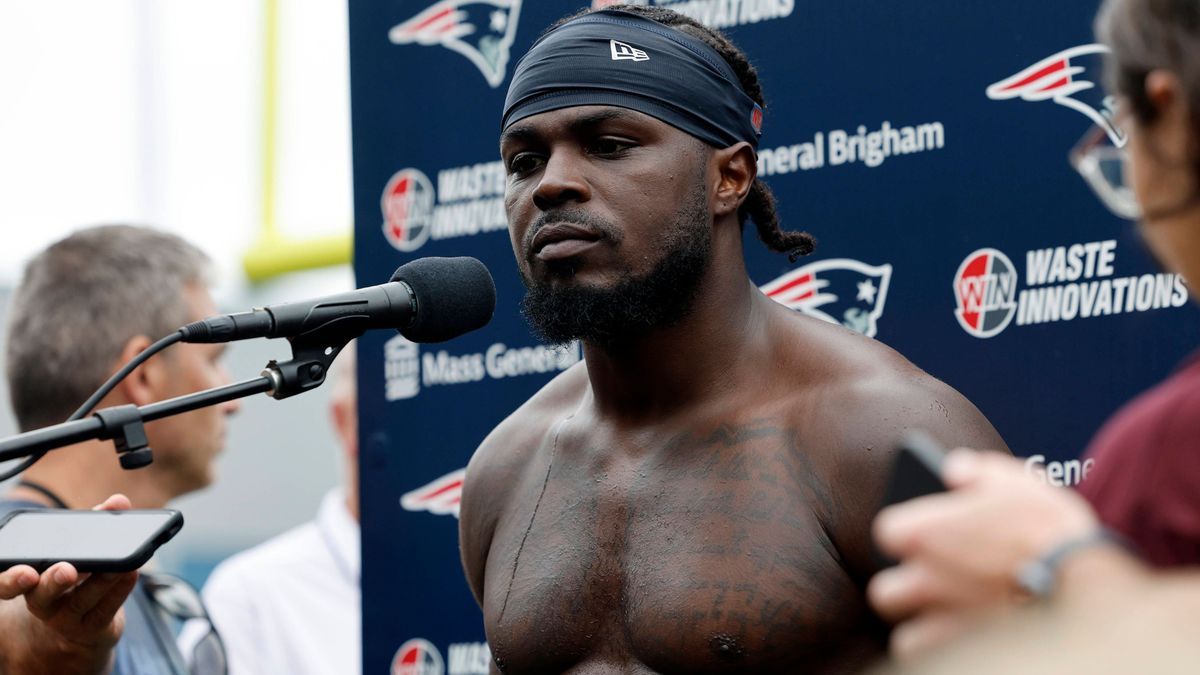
[180,256,496,344]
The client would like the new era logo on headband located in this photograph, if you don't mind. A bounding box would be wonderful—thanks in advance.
[610,40,649,62]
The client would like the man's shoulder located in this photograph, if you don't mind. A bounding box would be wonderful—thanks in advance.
[0,499,46,518]
[763,312,1009,579]
[463,360,587,509]
[205,520,323,591]
[459,361,589,601]
[767,310,1008,454]
[770,307,921,381]
[471,360,590,470]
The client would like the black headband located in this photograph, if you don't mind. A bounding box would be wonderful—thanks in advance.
[502,10,763,150]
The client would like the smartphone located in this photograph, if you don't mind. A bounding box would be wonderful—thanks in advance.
[0,509,183,573]
[875,431,948,567]
[879,430,949,511]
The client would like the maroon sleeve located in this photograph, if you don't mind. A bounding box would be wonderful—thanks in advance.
[1078,364,1200,568]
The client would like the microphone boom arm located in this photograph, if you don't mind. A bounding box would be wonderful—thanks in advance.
[0,320,361,470]
[0,376,274,467]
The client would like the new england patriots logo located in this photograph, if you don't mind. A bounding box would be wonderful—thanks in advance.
[761,259,893,338]
[400,468,465,518]
[389,0,522,88]
[986,44,1125,147]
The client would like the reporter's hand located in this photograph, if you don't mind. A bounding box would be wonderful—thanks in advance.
[0,564,39,600]
[0,493,141,675]
[868,451,1100,659]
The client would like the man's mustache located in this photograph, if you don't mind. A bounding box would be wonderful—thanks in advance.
[524,209,622,252]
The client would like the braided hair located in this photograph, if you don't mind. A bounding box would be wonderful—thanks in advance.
[546,5,816,261]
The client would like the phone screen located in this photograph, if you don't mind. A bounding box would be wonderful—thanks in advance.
[0,510,178,562]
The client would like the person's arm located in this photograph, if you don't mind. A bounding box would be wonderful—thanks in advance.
[868,451,1144,658]
[0,494,139,675]
[459,426,516,608]
[459,428,523,675]
[458,368,576,608]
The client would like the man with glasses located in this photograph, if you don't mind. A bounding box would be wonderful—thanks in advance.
[0,225,235,675]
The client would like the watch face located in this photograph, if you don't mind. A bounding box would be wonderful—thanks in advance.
[1015,560,1056,598]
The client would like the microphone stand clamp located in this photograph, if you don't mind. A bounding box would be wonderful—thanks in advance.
[94,404,154,470]
[262,325,359,400]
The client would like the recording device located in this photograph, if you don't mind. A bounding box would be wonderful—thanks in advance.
[875,431,949,567]
[0,509,183,573]
[179,256,497,344]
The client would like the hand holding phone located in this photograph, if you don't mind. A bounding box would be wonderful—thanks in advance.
[0,494,162,674]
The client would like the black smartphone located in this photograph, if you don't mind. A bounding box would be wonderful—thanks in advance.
[874,431,949,567]
[0,509,183,573]
[880,430,949,511]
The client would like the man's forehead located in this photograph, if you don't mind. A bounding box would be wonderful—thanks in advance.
[501,106,671,144]
[183,282,218,318]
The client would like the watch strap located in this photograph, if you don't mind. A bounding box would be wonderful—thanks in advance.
[1015,527,1127,598]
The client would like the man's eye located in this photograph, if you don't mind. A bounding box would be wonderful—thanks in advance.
[591,138,634,156]
[508,153,544,175]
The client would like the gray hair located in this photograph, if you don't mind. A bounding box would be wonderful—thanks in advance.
[6,224,211,431]
[1097,0,1200,145]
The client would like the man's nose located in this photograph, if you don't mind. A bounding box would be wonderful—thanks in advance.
[218,365,241,416]
[532,151,591,211]
[221,397,242,416]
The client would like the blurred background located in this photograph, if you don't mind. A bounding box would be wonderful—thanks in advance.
[0,0,357,587]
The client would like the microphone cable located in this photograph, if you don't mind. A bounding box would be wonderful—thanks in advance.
[0,331,184,481]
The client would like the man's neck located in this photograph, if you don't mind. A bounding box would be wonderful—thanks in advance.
[8,439,173,509]
[582,260,773,422]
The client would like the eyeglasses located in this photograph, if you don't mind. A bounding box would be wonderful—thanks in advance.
[142,572,228,675]
[1070,122,1141,220]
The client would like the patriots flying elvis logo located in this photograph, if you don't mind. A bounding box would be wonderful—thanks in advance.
[761,259,893,338]
[389,0,522,88]
[401,468,465,518]
[986,44,1125,147]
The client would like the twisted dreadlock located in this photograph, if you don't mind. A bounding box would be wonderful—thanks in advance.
[546,4,816,261]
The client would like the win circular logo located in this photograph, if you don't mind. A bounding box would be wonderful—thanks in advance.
[953,248,1018,338]
[381,168,435,252]
[391,638,444,675]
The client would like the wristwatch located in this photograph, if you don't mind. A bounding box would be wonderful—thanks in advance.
[1014,527,1126,598]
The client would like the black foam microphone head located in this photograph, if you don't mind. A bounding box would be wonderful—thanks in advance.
[390,257,496,343]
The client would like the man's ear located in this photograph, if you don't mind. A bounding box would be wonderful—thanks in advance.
[330,396,359,461]
[1145,69,1180,114]
[711,141,757,218]
[114,335,162,407]
[1144,70,1196,165]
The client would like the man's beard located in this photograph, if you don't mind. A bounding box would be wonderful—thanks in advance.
[519,188,712,350]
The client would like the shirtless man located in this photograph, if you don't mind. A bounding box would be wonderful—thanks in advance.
[460,6,1008,673]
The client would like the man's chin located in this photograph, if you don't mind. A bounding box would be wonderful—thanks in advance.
[526,265,625,292]
[187,458,219,493]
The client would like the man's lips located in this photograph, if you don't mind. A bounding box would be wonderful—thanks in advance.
[530,223,602,261]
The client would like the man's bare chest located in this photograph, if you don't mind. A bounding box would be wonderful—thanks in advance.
[480,422,878,674]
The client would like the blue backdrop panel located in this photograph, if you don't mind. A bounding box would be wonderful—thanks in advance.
[349,1,1200,672]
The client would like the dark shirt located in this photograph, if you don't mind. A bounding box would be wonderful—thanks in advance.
[0,499,188,675]
[1078,352,1200,567]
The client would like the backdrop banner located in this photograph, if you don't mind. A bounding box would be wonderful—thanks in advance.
[349,1,1200,672]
